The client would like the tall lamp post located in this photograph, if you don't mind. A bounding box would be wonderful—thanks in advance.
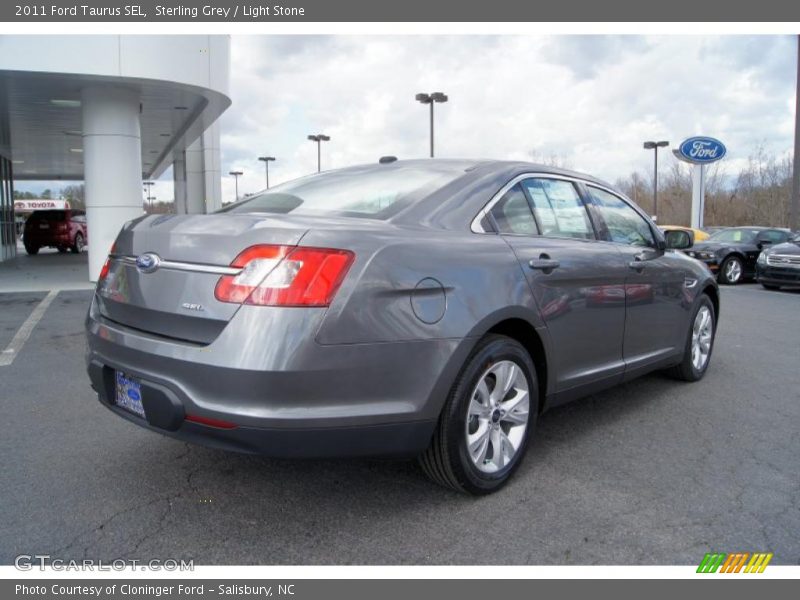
[415,92,448,158]
[258,156,276,189]
[643,140,669,219]
[143,181,155,209]
[307,134,330,172]
[791,34,800,232]
[229,170,243,203]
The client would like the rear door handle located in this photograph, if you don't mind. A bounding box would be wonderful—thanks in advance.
[628,260,645,272]
[528,258,560,272]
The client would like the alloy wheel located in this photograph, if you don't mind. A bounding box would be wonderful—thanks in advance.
[691,306,713,371]
[465,360,530,473]
[724,258,742,283]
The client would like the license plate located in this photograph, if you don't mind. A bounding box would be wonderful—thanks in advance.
[115,371,145,418]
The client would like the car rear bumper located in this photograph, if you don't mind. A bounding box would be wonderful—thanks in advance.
[87,360,436,458]
[24,232,71,246]
[85,296,464,458]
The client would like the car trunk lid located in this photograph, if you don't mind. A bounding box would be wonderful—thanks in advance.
[96,213,310,344]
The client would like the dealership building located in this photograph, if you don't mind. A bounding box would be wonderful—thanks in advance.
[0,35,232,279]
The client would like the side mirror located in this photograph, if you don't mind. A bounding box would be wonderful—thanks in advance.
[664,229,693,250]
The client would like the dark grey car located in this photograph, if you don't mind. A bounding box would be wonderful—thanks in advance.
[86,159,719,494]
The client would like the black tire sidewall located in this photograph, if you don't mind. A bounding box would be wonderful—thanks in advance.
[442,336,538,494]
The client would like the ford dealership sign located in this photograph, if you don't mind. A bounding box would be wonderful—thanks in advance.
[678,137,726,164]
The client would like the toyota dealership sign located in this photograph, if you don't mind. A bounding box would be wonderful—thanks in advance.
[13,199,70,212]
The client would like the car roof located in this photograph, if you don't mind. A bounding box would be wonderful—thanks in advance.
[352,158,617,189]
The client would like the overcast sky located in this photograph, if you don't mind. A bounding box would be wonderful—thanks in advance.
[17,35,799,203]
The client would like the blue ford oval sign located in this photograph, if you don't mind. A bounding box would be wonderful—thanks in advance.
[678,137,726,164]
[135,252,160,273]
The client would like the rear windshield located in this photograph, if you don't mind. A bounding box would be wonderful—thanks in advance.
[27,210,66,222]
[219,164,465,219]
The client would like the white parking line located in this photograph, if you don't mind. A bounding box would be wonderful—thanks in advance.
[0,290,59,367]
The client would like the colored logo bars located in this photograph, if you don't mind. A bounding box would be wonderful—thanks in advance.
[697,552,773,573]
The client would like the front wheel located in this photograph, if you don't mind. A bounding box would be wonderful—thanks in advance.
[418,334,537,495]
[718,256,743,285]
[667,294,716,382]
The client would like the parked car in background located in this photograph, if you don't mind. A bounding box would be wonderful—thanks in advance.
[86,160,719,494]
[703,226,729,235]
[756,231,800,290]
[23,209,88,255]
[685,226,792,284]
[660,225,710,243]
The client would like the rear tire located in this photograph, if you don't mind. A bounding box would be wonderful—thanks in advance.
[24,243,39,255]
[718,255,743,285]
[418,334,537,495]
[667,294,716,382]
[71,233,84,254]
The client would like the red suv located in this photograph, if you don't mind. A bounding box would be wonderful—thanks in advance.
[23,209,88,255]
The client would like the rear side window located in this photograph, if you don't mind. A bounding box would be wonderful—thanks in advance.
[489,184,538,235]
[760,230,788,243]
[588,186,654,247]
[520,178,594,240]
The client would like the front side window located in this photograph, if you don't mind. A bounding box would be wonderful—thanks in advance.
[489,184,538,235]
[588,186,654,247]
[520,178,594,240]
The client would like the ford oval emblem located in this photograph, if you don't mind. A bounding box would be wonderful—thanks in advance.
[678,136,726,164]
[135,252,161,273]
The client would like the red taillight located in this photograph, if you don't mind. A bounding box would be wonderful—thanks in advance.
[214,244,355,307]
[185,414,238,429]
[98,242,116,283]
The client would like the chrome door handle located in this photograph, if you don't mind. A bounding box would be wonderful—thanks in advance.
[528,258,560,272]
[628,257,646,272]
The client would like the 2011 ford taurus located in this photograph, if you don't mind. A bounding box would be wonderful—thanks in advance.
[86,160,719,494]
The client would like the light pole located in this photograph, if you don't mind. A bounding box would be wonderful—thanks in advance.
[258,156,276,189]
[643,140,669,219]
[143,181,155,209]
[415,92,448,158]
[791,34,800,232]
[229,170,243,203]
[307,134,330,172]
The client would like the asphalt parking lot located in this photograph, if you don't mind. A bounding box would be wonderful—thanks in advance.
[0,283,798,565]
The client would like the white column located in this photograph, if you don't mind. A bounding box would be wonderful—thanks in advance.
[82,86,143,281]
[185,138,206,214]
[183,121,223,214]
[202,121,222,212]
[690,163,705,229]
[173,152,188,215]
